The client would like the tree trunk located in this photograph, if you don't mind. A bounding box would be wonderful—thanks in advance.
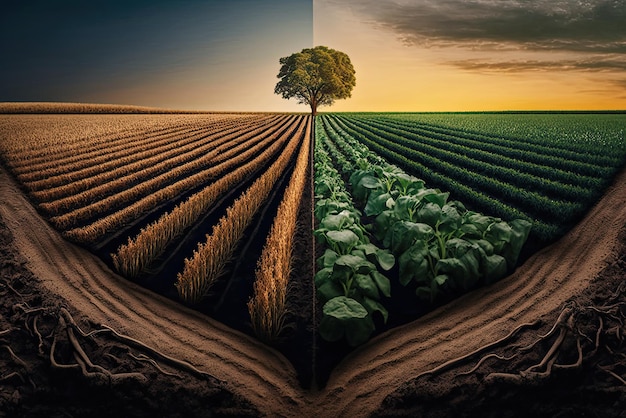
[310,98,317,116]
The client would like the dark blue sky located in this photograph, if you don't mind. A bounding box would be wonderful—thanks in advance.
[1,0,312,110]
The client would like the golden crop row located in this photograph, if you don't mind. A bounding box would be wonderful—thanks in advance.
[29,126,215,199]
[111,116,302,279]
[248,116,312,343]
[48,116,295,227]
[1,114,245,164]
[15,115,272,184]
[176,116,310,304]
[33,115,285,211]
[62,115,301,243]
[11,125,203,181]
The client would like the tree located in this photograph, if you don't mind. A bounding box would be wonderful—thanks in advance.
[275,46,356,116]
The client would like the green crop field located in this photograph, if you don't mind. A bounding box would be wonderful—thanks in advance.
[314,112,625,346]
[320,113,626,244]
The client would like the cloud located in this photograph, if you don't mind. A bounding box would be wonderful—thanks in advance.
[341,0,626,52]
[609,79,626,90]
[320,0,626,77]
[449,56,626,73]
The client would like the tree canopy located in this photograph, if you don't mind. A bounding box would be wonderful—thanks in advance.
[274,46,356,116]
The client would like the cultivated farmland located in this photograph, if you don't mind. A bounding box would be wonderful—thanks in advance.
[0,113,314,369]
[0,108,625,416]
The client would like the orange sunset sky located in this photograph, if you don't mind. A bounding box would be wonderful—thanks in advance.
[314,0,626,112]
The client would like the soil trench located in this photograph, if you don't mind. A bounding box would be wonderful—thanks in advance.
[1,164,625,417]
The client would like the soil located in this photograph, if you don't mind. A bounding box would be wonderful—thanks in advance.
[0,161,625,418]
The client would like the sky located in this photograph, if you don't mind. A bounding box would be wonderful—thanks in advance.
[0,0,312,111]
[1,0,625,111]
[314,0,626,111]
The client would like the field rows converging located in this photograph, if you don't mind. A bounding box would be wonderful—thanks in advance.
[323,114,626,244]
[0,114,311,329]
[0,111,624,390]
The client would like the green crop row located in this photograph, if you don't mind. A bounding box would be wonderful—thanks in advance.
[376,113,626,163]
[345,115,606,192]
[321,115,561,242]
[313,121,394,346]
[315,117,531,336]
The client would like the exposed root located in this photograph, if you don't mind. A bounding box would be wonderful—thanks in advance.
[49,307,219,385]
[128,352,181,378]
[413,320,542,380]
[0,328,15,337]
[0,371,26,385]
[1,281,26,297]
[99,322,224,383]
[13,302,46,315]
[1,344,36,389]
[49,332,80,371]
[457,353,518,376]
[553,334,583,370]
[49,308,147,385]
[599,366,626,386]
[446,282,626,387]
[2,344,28,369]
[32,316,44,356]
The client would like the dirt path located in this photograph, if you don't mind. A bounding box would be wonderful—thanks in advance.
[1,164,625,417]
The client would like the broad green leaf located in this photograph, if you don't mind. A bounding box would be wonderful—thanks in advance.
[465,212,493,233]
[320,210,355,231]
[436,241,481,290]
[375,249,396,271]
[355,274,380,299]
[439,204,461,235]
[345,315,375,347]
[486,221,513,243]
[318,249,339,268]
[460,223,480,238]
[318,316,344,342]
[393,195,421,221]
[387,221,434,255]
[500,219,532,269]
[356,244,396,271]
[334,254,375,275]
[415,286,431,300]
[326,229,360,254]
[394,172,424,195]
[398,241,430,286]
[417,189,449,208]
[365,192,394,216]
[415,202,442,227]
[315,199,351,220]
[373,210,397,241]
[362,297,389,323]
[482,254,508,284]
[370,270,391,297]
[314,267,332,286]
[323,296,368,320]
[471,239,494,256]
[359,175,382,189]
[317,280,344,302]
[434,274,449,286]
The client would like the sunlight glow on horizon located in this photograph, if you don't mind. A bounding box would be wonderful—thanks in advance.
[313,0,626,112]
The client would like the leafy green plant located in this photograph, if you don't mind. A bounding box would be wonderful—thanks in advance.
[313,123,395,346]
[348,155,531,303]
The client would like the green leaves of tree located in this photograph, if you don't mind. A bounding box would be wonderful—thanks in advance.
[275,46,356,114]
